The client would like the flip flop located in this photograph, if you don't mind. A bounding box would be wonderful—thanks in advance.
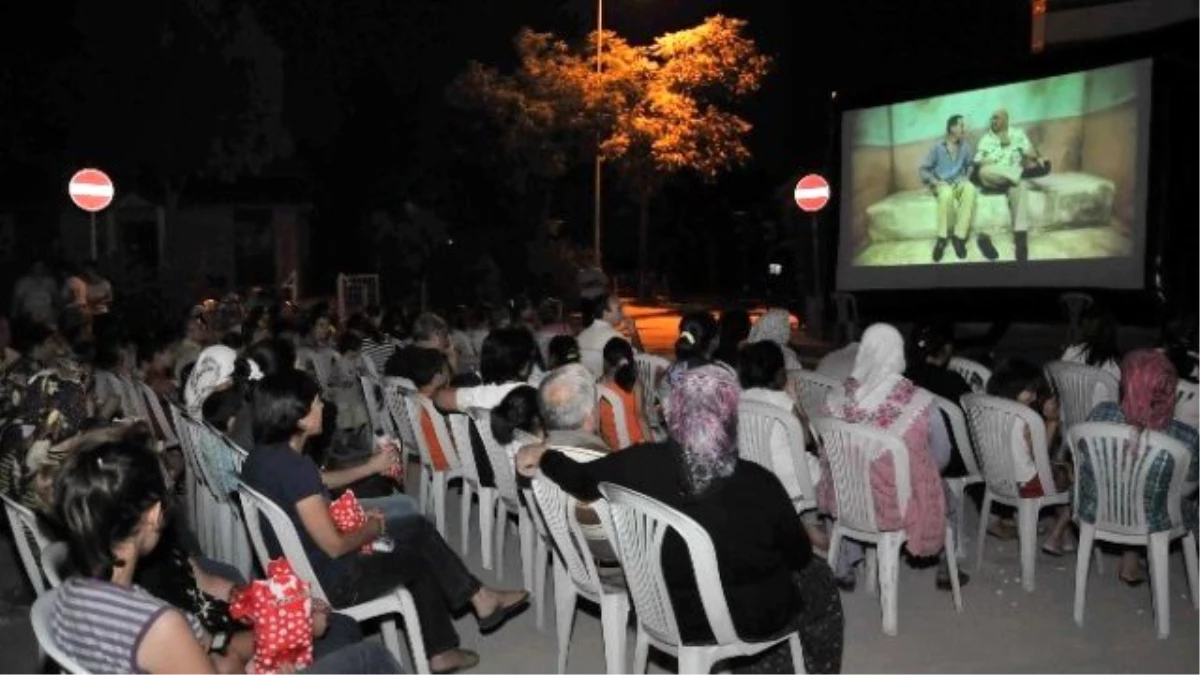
[1041,542,1065,557]
[1118,574,1146,588]
[478,592,530,634]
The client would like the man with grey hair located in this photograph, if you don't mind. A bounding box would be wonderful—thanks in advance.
[538,363,610,452]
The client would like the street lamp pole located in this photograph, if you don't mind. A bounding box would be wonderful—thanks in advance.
[593,0,604,268]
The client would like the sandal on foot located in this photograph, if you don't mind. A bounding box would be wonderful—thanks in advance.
[1041,542,1066,557]
[478,592,530,634]
[431,649,480,674]
[1118,573,1146,588]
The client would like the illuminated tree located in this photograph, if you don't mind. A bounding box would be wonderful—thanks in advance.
[450,15,770,289]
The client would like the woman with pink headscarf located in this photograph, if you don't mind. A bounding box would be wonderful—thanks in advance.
[1085,349,1199,585]
[517,365,844,673]
[820,323,958,591]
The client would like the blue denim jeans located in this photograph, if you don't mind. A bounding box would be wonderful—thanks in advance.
[359,494,422,533]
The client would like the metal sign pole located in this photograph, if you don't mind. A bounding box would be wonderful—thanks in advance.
[90,212,98,261]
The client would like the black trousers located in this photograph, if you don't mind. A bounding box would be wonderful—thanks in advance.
[329,516,481,657]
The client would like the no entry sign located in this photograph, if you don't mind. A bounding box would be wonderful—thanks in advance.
[793,174,830,213]
[68,168,115,213]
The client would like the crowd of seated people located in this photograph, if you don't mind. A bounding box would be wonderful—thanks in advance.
[2,267,1197,675]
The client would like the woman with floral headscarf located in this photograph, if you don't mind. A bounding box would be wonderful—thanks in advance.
[1085,349,1199,585]
[820,323,959,591]
[517,365,845,673]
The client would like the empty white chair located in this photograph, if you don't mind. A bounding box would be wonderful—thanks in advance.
[737,400,817,513]
[31,588,91,674]
[1044,360,1119,432]
[238,483,429,673]
[1175,379,1198,428]
[808,417,962,635]
[634,353,671,437]
[596,482,806,673]
[361,375,402,441]
[961,394,1070,591]
[531,476,630,673]
[1067,422,1198,638]
[1,492,52,596]
[948,356,992,393]
[795,370,843,418]
[932,395,985,559]
[382,377,421,479]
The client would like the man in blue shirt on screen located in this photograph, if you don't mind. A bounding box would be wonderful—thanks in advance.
[919,114,993,262]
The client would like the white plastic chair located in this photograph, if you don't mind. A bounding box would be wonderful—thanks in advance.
[737,400,817,513]
[136,380,179,449]
[961,394,1071,592]
[447,413,493,566]
[808,417,963,635]
[932,395,985,559]
[596,482,806,673]
[1,493,52,596]
[1044,360,1119,432]
[237,483,429,673]
[472,411,537,588]
[168,402,204,531]
[948,356,992,393]
[30,589,91,674]
[1067,422,1199,638]
[382,378,421,478]
[404,394,464,538]
[1175,380,1198,426]
[531,476,630,673]
[597,386,633,450]
[361,375,402,441]
[116,375,151,422]
[40,541,70,589]
[795,370,843,418]
[176,414,253,578]
[634,354,671,437]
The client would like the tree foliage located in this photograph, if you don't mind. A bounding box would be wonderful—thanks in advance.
[448,15,769,282]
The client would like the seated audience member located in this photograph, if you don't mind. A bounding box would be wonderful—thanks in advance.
[490,385,545,448]
[1061,306,1121,379]
[577,291,641,379]
[658,311,721,415]
[986,358,1072,555]
[534,298,572,365]
[538,364,610,453]
[905,321,973,477]
[747,308,807,406]
[816,342,859,382]
[738,341,828,549]
[138,329,180,401]
[347,312,396,376]
[597,337,650,450]
[712,306,752,370]
[45,431,402,674]
[87,337,127,421]
[183,345,263,417]
[240,371,528,673]
[174,307,212,383]
[517,366,844,674]
[822,323,960,591]
[546,334,582,370]
[1085,349,1199,584]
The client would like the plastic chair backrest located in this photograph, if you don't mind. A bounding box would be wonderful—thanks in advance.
[736,400,816,509]
[410,394,461,471]
[236,483,331,603]
[1175,380,1198,421]
[300,348,334,390]
[382,377,420,450]
[40,541,69,589]
[808,417,910,533]
[447,413,482,485]
[932,394,983,479]
[361,375,400,440]
[1,492,51,595]
[470,411,520,504]
[597,482,741,648]
[795,370,843,417]
[178,415,241,503]
[596,386,632,450]
[961,393,1058,501]
[549,445,607,464]
[31,589,92,674]
[137,380,178,447]
[531,476,604,597]
[948,356,992,393]
[1044,360,1119,431]
[1067,422,1192,537]
[116,375,150,421]
[634,353,670,419]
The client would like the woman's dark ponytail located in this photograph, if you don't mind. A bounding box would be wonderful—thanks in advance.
[603,337,638,393]
[46,436,167,580]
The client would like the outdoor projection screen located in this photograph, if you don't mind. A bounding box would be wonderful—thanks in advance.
[836,59,1151,290]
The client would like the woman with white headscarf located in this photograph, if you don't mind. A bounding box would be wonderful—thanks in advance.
[183,345,262,416]
[818,323,959,591]
[518,365,845,673]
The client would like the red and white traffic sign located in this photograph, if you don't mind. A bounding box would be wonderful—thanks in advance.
[68,168,115,212]
[793,174,831,213]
